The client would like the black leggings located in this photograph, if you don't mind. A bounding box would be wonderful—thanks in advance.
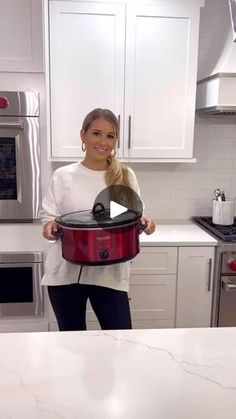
[47,283,132,331]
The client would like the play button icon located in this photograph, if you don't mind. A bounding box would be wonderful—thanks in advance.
[110,200,128,219]
[93,184,143,228]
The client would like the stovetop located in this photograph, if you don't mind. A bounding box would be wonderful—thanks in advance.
[192,216,236,242]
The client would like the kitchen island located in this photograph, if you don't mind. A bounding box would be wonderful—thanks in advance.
[0,327,235,418]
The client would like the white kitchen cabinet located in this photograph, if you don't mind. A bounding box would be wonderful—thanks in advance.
[0,319,48,333]
[48,1,125,159]
[129,247,177,328]
[176,247,215,328]
[47,0,204,161]
[47,245,215,330]
[0,0,44,72]
[49,321,101,331]
[86,247,177,329]
[124,2,202,160]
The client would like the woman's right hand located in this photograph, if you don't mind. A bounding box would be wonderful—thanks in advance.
[42,220,59,240]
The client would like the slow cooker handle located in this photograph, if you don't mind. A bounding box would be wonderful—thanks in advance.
[92,203,106,215]
[51,226,62,239]
[139,221,148,234]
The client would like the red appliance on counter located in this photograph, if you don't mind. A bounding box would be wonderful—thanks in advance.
[55,203,145,265]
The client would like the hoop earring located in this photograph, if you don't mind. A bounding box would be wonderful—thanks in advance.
[81,142,86,152]
[107,149,116,165]
[107,155,111,165]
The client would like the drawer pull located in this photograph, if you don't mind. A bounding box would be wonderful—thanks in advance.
[208,258,212,292]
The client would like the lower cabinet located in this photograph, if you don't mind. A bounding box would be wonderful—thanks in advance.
[86,246,177,330]
[176,247,215,327]
[48,245,215,331]
[129,247,177,328]
[48,322,59,331]
[0,319,48,333]
[48,321,102,331]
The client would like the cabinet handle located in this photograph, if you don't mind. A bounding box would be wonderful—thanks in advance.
[128,115,131,149]
[128,297,132,301]
[208,258,212,291]
[222,277,236,291]
[0,122,24,130]
[117,114,120,149]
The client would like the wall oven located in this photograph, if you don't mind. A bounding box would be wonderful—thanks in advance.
[0,91,41,221]
[0,252,43,317]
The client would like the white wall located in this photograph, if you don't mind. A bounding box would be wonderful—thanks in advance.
[1,0,236,221]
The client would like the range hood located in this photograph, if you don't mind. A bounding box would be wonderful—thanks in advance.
[196,0,236,115]
[196,72,236,115]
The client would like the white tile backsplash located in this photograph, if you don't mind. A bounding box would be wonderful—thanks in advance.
[131,114,236,219]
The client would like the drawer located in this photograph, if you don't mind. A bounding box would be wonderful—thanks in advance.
[0,320,49,333]
[132,319,175,329]
[48,320,101,331]
[131,247,177,274]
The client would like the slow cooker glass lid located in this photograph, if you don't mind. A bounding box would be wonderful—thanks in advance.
[58,207,142,228]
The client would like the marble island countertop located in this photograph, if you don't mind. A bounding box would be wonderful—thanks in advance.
[0,219,217,251]
[0,327,236,418]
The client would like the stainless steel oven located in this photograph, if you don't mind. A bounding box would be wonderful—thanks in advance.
[193,216,236,327]
[0,252,43,317]
[0,91,41,221]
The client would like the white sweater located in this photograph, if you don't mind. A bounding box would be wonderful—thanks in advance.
[40,162,141,291]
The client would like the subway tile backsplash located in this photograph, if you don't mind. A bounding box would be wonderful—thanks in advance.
[131,115,236,220]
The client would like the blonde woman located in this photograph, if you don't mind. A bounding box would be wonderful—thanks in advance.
[41,108,155,331]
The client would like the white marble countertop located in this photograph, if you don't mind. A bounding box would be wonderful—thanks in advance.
[0,327,236,418]
[0,219,217,251]
[140,219,217,246]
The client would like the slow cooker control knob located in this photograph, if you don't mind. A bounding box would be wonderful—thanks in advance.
[228,259,236,272]
[100,249,109,259]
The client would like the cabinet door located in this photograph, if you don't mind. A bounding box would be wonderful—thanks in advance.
[176,247,215,327]
[0,320,48,333]
[124,2,202,159]
[0,0,43,72]
[49,1,125,158]
[129,274,176,322]
[129,247,177,327]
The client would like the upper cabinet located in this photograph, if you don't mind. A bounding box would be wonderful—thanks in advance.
[0,0,44,73]
[48,1,125,159]
[47,0,204,161]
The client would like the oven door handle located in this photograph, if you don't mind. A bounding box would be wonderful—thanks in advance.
[0,122,24,130]
[222,277,236,291]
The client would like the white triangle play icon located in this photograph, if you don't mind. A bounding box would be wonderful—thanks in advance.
[110,200,128,218]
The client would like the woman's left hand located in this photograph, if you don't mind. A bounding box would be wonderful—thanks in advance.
[140,216,156,235]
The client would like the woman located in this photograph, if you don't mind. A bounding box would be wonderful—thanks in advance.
[41,108,155,331]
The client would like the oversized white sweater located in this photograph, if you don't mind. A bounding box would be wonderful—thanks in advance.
[40,162,141,291]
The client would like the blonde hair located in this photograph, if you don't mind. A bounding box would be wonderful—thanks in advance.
[82,108,131,187]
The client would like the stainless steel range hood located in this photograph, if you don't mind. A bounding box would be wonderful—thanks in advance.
[196,0,236,115]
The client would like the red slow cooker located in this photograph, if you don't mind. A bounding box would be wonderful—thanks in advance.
[55,203,145,265]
